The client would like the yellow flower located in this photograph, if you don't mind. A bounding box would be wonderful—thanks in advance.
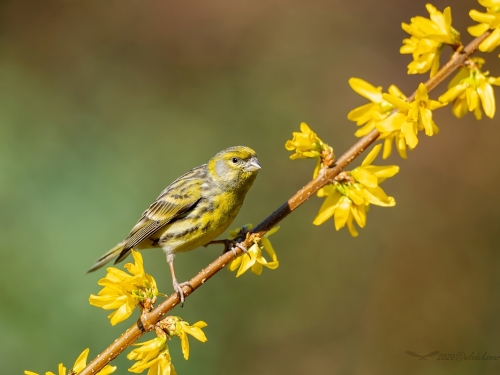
[469,1,500,53]
[25,349,116,375]
[156,316,208,361]
[478,0,500,5]
[285,123,334,177]
[128,337,177,375]
[347,78,394,136]
[128,317,207,374]
[228,226,279,277]
[403,4,457,43]
[178,321,208,360]
[439,58,500,119]
[403,38,442,76]
[313,145,399,237]
[348,78,409,159]
[285,123,326,159]
[378,130,408,160]
[401,4,459,76]
[89,250,158,325]
[378,83,444,149]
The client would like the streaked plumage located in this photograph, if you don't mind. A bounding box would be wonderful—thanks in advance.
[88,146,261,302]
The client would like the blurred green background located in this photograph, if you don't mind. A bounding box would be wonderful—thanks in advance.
[2,0,500,373]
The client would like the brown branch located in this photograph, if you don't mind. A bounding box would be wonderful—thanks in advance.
[79,30,492,375]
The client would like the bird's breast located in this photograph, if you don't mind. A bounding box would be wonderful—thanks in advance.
[156,190,245,254]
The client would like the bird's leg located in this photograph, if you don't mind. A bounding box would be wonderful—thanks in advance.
[166,253,192,306]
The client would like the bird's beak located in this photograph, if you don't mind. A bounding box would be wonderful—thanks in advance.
[245,157,261,172]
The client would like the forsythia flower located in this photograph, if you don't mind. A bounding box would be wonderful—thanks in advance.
[128,336,177,375]
[228,225,279,277]
[159,316,208,360]
[378,83,444,149]
[401,36,442,76]
[469,0,500,53]
[347,78,395,137]
[348,78,409,159]
[129,317,207,374]
[89,250,158,325]
[25,348,116,375]
[177,320,208,360]
[401,4,460,76]
[439,58,500,119]
[285,122,334,178]
[285,122,329,159]
[313,145,399,237]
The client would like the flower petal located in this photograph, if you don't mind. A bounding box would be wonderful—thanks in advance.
[396,134,408,159]
[183,322,208,343]
[180,332,190,360]
[351,202,366,228]
[467,22,490,37]
[479,28,500,52]
[364,165,400,180]
[382,93,411,111]
[251,262,263,275]
[477,80,496,118]
[228,257,242,271]
[361,144,382,166]
[73,348,90,373]
[235,244,259,277]
[347,103,377,123]
[439,82,467,103]
[97,365,117,375]
[343,188,362,207]
[469,9,496,24]
[313,190,341,225]
[334,196,351,230]
[382,136,393,159]
[363,186,396,207]
[349,78,383,103]
[377,112,406,133]
[346,215,359,237]
[351,168,378,188]
[401,120,419,149]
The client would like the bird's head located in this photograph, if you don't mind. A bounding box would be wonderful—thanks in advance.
[208,146,261,190]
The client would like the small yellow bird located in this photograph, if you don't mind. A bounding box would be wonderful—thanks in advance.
[88,146,261,302]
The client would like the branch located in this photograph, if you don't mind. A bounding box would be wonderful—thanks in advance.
[79,30,492,375]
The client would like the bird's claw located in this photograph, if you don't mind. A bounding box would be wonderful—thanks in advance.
[173,280,193,306]
[231,243,248,257]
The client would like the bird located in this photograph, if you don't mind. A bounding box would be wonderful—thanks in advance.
[88,146,261,303]
[405,351,440,360]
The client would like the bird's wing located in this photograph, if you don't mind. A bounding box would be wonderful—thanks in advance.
[119,166,206,254]
[405,351,421,358]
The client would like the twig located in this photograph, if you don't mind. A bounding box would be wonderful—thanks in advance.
[79,30,492,375]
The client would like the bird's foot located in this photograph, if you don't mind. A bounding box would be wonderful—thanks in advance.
[220,239,249,256]
[179,281,193,290]
[173,280,193,306]
[230,243,248,257]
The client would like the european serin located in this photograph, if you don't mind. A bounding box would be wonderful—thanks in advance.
[88,146,261,302]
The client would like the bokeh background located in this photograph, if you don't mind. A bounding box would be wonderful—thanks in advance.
[2,0,500,373]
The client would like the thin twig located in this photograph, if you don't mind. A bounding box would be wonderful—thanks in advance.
[79,30,492,375]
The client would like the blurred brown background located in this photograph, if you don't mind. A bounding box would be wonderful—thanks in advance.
[2,0,500,374]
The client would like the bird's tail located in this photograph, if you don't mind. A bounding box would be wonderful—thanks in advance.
[87,242,127,273]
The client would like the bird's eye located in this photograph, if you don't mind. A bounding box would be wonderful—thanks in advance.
[232,157,238,163]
